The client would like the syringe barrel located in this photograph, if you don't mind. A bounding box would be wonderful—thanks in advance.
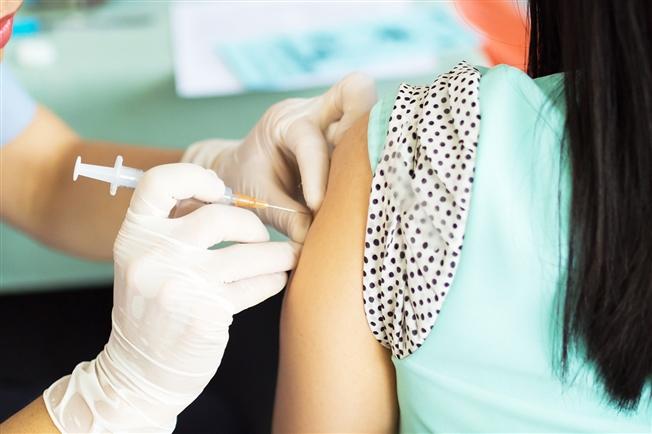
[222,187,234,202]
[73,156,252,208]
[115,166,143,189]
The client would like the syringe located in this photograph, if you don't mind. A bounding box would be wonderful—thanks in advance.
[73,156,300,214]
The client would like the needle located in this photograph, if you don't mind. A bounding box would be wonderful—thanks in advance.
[227,193,309,214]
[265,203,306,213]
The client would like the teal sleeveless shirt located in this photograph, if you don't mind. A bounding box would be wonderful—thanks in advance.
[366,65,652,432]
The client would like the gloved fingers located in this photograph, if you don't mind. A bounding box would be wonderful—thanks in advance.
[207,241,298,283]
[173,203,269,248]
[130,163,226,218]
[257,186,313,243]
[285,120,330,212]
[170,198,205,218]
[325,113,366,146]
[144,279,192,348]
[320,72,377,144]
[181,139,241,166]
[223,272,289,313]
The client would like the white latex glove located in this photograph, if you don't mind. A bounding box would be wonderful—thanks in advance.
[182,72,377,242]
[43,164,297,433]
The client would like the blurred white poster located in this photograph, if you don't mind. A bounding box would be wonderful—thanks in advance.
[169,2,482,97]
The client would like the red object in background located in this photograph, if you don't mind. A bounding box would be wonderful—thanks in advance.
[0,12,16,49]
[455,0,530,70]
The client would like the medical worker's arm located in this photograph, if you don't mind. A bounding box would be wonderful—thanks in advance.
[0,105,182,260]
[2,163,297,433]
[273,115,398,432]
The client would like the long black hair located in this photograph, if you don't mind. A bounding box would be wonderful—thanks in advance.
[528,0,651,409]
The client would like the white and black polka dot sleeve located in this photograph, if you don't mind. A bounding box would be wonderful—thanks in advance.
[362,62,481,358]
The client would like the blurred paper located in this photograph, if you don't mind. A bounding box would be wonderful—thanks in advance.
[169,2,481,97]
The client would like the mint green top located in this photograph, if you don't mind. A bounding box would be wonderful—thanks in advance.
[367,65,652,432]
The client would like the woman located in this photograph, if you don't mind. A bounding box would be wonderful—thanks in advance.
[274,0,652,431]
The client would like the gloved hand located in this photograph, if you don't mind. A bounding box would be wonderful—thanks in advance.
[182,73,377,242]
[43,164,297,433]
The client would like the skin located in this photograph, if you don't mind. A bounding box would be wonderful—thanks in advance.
[0,0,21,14]
[273,115,398,432]
[0,74,180,434]
[1,398,58,433]
[1,1,184,260]
[0,0,21,27]
[0,0,175,429]
[0,106,183,260]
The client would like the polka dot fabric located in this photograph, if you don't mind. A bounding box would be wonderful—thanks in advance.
[362,62,481,358]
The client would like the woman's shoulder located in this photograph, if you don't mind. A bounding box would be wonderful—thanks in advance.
[372,63,564,116]
[367,63,565,172]
[478,64,565,127]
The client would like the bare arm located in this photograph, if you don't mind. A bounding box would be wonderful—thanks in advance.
[1,397,59,433]
[0,105,182,260]
[273,114,398,432]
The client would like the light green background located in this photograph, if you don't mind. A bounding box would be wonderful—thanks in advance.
[0,2,484,293]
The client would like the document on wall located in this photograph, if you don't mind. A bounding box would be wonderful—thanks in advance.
[169,2,482,98]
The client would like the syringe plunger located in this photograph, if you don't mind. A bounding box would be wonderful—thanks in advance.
[73,155,144,195]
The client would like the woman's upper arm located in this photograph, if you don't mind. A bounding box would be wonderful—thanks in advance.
[273,114,398,433]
